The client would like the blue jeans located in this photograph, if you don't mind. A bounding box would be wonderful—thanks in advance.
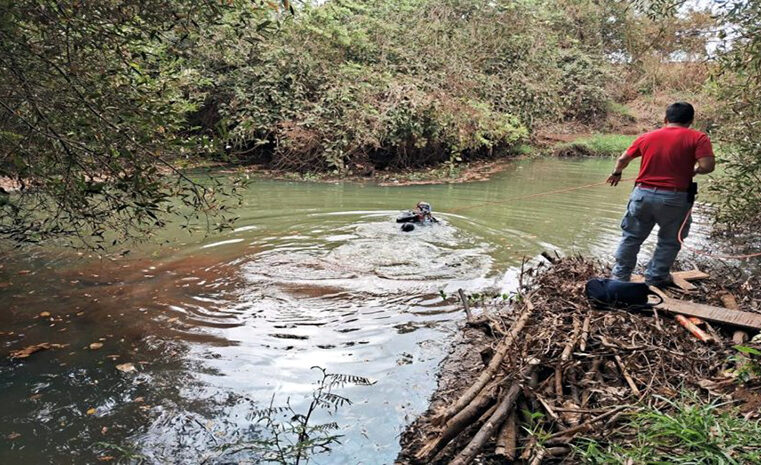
[612,186,692,282]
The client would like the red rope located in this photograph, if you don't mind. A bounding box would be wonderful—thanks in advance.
[443,178,760,260]
[446,178,634,213]
[678,207,761,260]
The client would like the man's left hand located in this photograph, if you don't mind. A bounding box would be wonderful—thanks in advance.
[607,172,622,186]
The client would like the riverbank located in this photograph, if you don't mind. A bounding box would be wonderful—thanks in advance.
[396,256,761,464]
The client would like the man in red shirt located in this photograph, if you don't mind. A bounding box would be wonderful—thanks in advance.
[607,102,715,287]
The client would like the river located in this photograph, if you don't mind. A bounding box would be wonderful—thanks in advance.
[0,158,711,464]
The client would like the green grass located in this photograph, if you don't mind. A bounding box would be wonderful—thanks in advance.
[513,143,535,156]
[570,134,636,156]
[572,393,761,465]
[607,101,635,120]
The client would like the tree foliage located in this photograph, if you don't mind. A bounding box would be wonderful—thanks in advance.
[0,0,287,246]
[708,1,761,226]
[203,0,621,174]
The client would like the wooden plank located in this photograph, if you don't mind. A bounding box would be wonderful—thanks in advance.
[672,275,697,291]
[675,269,710,281]
[650,288,761,330]
[721,293,749,344]
[631,269,709,285]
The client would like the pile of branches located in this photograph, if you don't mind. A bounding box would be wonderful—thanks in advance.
[400,257,739,464]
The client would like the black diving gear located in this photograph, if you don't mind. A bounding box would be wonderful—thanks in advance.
[397,201,438,231]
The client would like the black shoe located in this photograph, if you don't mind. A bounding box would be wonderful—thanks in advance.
[645,275,674,289]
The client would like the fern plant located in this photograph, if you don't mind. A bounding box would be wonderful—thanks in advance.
[206,366,374,465]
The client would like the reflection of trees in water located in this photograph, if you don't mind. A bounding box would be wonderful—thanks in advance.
[0,251,252,463]
[199,367,374,465]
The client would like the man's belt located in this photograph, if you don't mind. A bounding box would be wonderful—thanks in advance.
[635,182,689,192]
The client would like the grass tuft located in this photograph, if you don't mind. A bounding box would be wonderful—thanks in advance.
[571,134,636,156]
[572,393,761,464]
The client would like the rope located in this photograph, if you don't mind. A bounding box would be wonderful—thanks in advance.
[445,178,635,214]
[441,178,760,261]
[678,207,761,260]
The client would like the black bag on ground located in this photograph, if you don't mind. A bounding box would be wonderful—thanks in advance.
[585,278,663,310]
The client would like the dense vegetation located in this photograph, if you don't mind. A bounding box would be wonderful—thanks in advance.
[706,1,761,227]
[205,0,620,173]
[0,0,289,245]
[1,0,759,245]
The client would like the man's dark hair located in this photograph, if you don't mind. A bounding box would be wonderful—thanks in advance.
[666,102,695,124]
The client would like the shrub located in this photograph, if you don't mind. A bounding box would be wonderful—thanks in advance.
[201,0,614,174]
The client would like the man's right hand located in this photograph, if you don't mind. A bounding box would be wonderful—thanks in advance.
[607,172,622,186]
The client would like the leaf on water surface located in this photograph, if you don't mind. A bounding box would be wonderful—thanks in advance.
[10,342,66,359]
[116,362,136,373]
[97,456,115,462]
[87,407,96,415]
[7,432,21,440]
[39,311,51,317]
[89,342,104,350]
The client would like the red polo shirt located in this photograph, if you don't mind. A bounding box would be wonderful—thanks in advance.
[626,126,714,190]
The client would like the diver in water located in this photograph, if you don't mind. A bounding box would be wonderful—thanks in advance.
[397,201,438,232]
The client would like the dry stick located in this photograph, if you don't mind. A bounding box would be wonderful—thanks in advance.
[448,367,535,465]
[547,405,630,440]
[556,317,581,401]
[457,288,472,321]
[520,435,537,461]
[562,317,581,361]
[430,403,499,465]
[614,355,641,397]
[535,393,560,421]
[415,381,499,460]
[494,409,517,459]
[546,446,571,456]
[579,313,591,352]
[528,447,546,465]
[434,300,534,425]
[555,365,563,400]
[722,293,749,344]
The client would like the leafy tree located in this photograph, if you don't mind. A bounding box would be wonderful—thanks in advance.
[203,0,620,174]
[0,0,288,247]
[633,0,761,227]
[708,1,761,227]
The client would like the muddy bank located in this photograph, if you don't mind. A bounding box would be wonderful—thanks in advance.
[397,257,761,464]
[241,157,522,187]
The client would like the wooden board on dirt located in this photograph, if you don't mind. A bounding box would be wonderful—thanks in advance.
[631,270,709,291]
[650,287,761,330]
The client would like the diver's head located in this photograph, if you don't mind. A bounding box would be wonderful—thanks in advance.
[416,201,432,215]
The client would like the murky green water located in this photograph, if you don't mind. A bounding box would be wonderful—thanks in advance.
[0,158,711,464]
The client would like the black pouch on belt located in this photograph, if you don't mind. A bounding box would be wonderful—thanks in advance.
[688,182,698,204]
